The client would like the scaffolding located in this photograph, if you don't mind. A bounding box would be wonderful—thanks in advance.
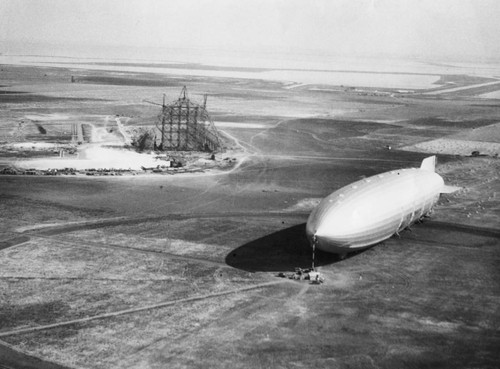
[151,87,222,152]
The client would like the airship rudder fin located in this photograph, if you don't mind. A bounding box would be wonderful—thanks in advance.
[420,156,436,172]
[419,155,461,193]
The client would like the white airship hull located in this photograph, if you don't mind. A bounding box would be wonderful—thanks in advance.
[306,157,445,254]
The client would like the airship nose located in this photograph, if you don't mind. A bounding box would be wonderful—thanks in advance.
[307,203,343,238]
[314,217,347,242]
[315,221,335,238]
[306,206,350,253]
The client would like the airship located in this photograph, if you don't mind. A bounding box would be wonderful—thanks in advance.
[306,156,456,256]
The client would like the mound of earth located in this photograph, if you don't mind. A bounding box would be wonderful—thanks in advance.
[401,122,500,156]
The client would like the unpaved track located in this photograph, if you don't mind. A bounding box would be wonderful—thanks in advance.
[29,234,229,268]
[0,281,289,339]
[19,211,309,237]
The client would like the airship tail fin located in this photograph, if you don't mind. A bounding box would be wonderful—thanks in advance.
[420,156,436,172]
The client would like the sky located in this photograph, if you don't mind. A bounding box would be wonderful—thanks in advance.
[1,0,500,61]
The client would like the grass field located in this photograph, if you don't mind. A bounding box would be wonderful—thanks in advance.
[0,62,499,369]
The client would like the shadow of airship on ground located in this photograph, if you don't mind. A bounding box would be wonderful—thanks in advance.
[225,223,341,272]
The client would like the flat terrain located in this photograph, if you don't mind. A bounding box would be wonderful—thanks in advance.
[0,62,499,369]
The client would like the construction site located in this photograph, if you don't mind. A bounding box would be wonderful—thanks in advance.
[0,86,234,175]
[144,86,222,153]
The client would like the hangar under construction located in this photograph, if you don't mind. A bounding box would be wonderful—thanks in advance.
[149,87,222,152]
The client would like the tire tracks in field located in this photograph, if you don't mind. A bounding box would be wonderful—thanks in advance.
[29,233,229,269]
[0,275,182,282]
[0,280,287,338]
[19,211,309,237]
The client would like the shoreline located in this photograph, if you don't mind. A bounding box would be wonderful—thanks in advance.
[0,55,443,90]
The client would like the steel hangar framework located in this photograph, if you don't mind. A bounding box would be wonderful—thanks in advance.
[151,87,222,152]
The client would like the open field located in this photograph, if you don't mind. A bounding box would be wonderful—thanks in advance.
[0,62,499,369]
